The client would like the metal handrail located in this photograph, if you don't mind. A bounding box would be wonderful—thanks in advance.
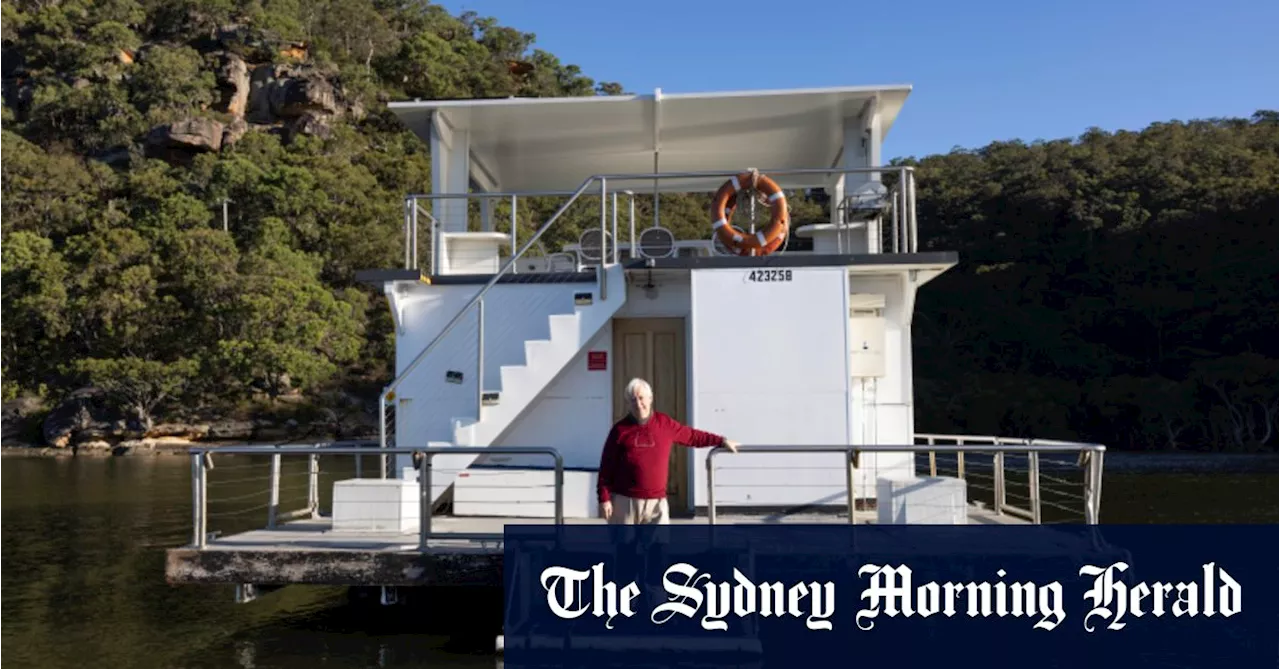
[383,164,920,473]
[705,441,1106,526]
[187,444,564,551]
[379,176,604,475]
[404,164,919,271]
[915,433,1107,524]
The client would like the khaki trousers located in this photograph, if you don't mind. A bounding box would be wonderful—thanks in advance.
[608,494,670,525]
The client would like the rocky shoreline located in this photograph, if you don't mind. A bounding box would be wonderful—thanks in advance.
[1,433,377,457]
[2,387,379,456]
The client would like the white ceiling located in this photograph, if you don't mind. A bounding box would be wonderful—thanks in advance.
[389,85,911,193]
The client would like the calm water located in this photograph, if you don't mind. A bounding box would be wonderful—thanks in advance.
[2,452,1276,669]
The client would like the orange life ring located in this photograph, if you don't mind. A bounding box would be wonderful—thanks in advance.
[710,170,789,256]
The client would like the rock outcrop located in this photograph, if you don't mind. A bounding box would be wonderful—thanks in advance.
[2,396,46,446]
[142,27,363,164]
[6,387,379,455]
[214,52,251,117]
[145,117,225,160]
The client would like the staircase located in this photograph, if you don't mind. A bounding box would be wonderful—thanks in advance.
[414,264,627,504]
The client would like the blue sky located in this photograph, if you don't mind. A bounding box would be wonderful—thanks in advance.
[436,0,1278,160]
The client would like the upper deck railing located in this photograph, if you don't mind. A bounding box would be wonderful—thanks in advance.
[379,166,918,468]
[400,165,918,273]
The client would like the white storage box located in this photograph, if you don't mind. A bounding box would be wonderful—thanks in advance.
[332,478,420,532]
[876,476,968,525]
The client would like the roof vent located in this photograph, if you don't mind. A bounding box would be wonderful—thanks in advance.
[637,227,676,259]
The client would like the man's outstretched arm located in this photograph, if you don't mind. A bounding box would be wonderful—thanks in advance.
[663,414,738,451]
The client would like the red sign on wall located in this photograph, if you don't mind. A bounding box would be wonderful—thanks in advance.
[587,351,607,371]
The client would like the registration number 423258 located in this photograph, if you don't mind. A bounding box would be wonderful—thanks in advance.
[745,269,793,283]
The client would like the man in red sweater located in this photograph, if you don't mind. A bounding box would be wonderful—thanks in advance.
[597,377,739,524]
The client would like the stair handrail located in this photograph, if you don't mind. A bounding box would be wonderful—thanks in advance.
[378,164,921,474]
[378,175,603,473]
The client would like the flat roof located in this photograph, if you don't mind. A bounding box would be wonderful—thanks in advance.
[389,85,911,193]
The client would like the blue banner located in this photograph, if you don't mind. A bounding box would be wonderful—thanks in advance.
[502,524,1276,668]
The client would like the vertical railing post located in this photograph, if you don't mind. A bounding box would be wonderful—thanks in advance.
[378,392,389,479]
[611,191,619,264]
[198,453,208,546]
[706,450,718,525]
[191,453,204,548]
[994,449,1005,516]
[1029,451,1041,524]
[846,447,857,524]
[629,193,637,255]
[476,299,485,417]
[599,178,608,266]
[411,197,419,270]
[891,197,899,253]
[419,453,433,551]
[1084,449,1104,525]
[267,451,281,529]
[908,170,918,253]
[427,204,438,276]
[404,198,412,269]
[900,169,910,252]
[1082,451,1095,525]
[510,195,518,275]
[308,452,320,518]
[836,199,845,255]
[554,454,564,526]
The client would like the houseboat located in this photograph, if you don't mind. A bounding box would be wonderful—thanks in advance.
[165,84,1107,608]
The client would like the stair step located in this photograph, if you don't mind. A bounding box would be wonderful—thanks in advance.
[523,339,553,369]
[500,365,530,397]
[430,265,626,505]
[452,417,479,446]
[548,313,580,344]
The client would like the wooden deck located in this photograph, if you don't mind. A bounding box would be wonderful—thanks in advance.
[165,506,1028,588]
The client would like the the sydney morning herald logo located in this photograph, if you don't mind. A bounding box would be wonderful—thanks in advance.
[538,561,1242,632]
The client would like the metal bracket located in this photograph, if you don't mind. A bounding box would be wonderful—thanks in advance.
[384,284,407,335]
[380,586,400,606]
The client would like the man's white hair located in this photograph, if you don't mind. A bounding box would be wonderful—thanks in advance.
[624,377,652,398]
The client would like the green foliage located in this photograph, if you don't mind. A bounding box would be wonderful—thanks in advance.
[1,0,611,427]
[2,231,71,396]
[907,112,1278,451]
[72,356,200,429]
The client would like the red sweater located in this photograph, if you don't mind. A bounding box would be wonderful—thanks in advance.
[597,412,725,503]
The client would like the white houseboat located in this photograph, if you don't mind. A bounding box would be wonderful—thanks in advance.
[165,84,1106,601]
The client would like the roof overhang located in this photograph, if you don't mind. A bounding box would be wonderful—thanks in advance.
[389,85,911,193]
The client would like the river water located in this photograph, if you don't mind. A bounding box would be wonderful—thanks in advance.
[2,452,1275,669]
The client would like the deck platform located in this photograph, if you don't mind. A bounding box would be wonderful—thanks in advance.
[165,507,1027,588]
